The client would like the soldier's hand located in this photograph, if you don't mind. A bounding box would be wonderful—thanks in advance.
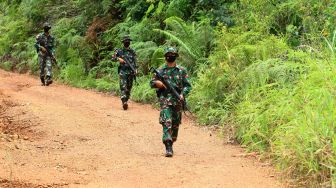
[40,46,47,52]
[118,58,125,64]
[155,80,166,89]
[179,94,184,101]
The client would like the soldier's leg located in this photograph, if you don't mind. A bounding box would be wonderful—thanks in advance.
[125,74,134,101]
[119,72,128,110]
[45,57,53,86]
[119,73,128,101]
[46,56,52,78]
[160,106,173,143]
[172,105,182,142]
[39,56,46,85]
[160,105,174,157]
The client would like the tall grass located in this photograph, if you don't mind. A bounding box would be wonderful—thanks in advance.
[188,26,336,186]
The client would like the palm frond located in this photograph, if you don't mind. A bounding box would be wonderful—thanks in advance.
[153,28,198,59]
[164,16,190,36]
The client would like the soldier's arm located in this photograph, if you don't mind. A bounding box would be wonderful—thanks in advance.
[150,73,159,88]
[112,49,126,64]
[34,34,47,53]
[34,34,41,51]
[111,49,121,61]
[181,68,192,97]
[132,52,138,74]
[150,69,166,89]
[132,49,137,69]
[50,36,56,54]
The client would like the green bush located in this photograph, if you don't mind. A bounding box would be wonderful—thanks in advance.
[235,61,336,185]
[131,76,156,103]
[0,61,13,71]
[95,78,113,92]
[0,13,30,55]
[59,60,86,87]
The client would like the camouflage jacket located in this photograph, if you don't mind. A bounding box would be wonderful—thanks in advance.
[111,47,137,74]
[150,64,192,106]
[34,32,55,56]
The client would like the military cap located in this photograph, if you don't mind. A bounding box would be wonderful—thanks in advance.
[122,35,132,42]
[43,22,51,29]
[164,47,179,57]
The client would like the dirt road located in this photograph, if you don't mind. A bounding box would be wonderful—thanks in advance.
[0,70,283,188]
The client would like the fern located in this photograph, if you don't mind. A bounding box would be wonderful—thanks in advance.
[153,16,215,73]
[153,29,197,59]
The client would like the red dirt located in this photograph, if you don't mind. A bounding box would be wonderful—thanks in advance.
[0,69,285,187]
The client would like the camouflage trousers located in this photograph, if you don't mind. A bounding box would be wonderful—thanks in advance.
[38,55,52,80]
[160,104,182,143]
[119,72,134,102]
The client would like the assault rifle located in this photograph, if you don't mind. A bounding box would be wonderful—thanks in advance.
[122,55,137,83]
[149,67,192,114]
[45,47,58,67]
[39,42,58,68]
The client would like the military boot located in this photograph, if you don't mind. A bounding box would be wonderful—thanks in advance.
[40,77,45,86]
[45,76,53,86]
[165,141,173,157]
[122,102,128,110]
[122,98,128,110]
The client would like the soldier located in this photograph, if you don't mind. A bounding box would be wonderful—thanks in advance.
[112,36,137,110]
[34,22,56,86]
[150,47,192,157]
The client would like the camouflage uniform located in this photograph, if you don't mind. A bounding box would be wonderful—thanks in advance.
[34,23,55,85]
[111,40,137,104]
[150,64,192,143]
